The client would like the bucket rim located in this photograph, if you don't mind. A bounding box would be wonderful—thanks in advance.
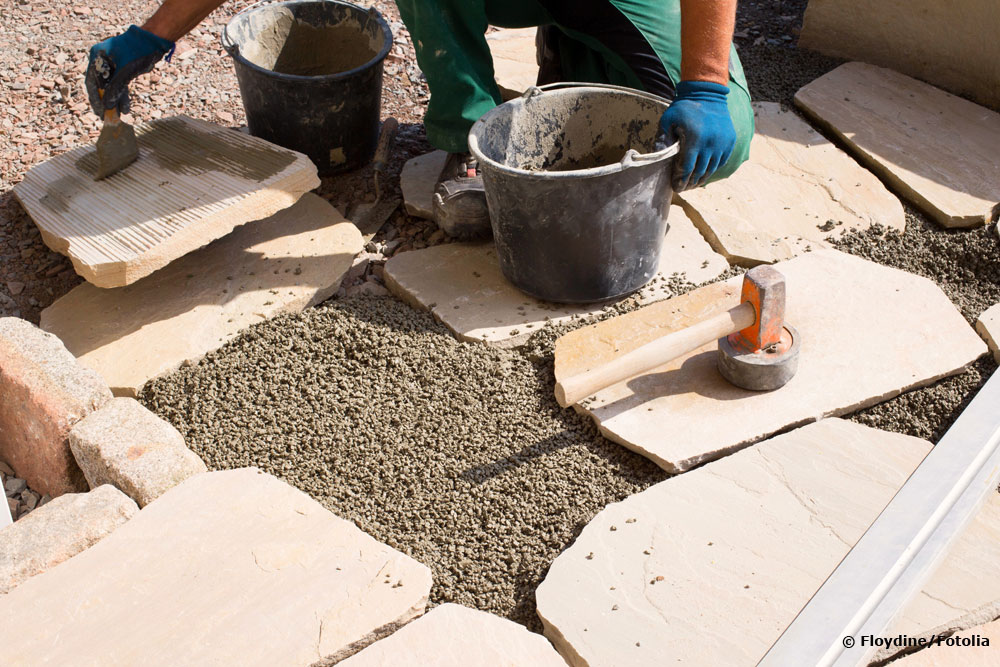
[221,0,393,83]
[468,84,680,180]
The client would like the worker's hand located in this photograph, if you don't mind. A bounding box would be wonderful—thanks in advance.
[86,25,174,116]
[659,80,736,191]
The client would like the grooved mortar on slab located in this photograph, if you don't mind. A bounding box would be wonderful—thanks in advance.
[0,469,432,665]
[141,296,669,630]
[0,484,137,594]
[69,397,206,507]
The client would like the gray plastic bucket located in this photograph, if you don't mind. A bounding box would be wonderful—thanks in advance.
[468,83,679,304]
[222,0,392,174]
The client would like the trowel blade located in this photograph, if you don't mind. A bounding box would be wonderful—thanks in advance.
[95,119,139,180]
[355,196,401,237]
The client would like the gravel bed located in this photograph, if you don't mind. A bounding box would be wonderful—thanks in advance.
[1,459,50,522]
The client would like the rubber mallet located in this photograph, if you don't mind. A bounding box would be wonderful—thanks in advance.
[554,265,800,407]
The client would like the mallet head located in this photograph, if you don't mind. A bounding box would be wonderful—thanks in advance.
[717,265,800,391]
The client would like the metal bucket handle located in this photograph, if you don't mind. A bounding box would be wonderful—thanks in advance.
[520,83,680,168]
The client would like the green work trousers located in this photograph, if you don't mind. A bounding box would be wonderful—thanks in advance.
[394,0,753,183]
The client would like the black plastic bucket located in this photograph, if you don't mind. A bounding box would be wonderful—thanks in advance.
[222,0,392,174]
[468,84,679,304]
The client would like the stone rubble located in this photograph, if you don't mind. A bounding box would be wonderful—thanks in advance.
[1,461,50,523]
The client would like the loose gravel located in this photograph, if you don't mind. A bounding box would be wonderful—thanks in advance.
[1,459,50,522]
[142,296,669,630]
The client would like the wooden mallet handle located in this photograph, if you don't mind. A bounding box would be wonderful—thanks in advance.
[554,301,756,407]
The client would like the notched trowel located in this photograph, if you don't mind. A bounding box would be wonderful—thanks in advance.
[93,57,139,180]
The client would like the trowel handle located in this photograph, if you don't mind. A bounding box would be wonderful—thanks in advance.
[372,117,398,197]
[554,301,755,407]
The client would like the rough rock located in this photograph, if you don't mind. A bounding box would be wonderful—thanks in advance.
[535,419,930,666]
[486,28,539,100]
[0,469,433,665]
[69,397,206,507]
[553,249,987,472]
[0,485,137,594]
[0,317,112,496]
[892,617,1000,666]
[385,205,728,346]
[975,303,1000,363]
[400,150,448,220]
[339,603,567,666]
[677,102,905,265]
[799,0,1000,111]
[794,63,1000,228]
[39,193,363,397]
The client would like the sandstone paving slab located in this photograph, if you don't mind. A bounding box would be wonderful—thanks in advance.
[400,150,447,220]
[486,28,539,100]
[893,618,1000,666]
[12,115,320,287]
[69,397,206,507]
[535,419,934,666]
[975,303,1000,363]
[799,0,1000,112]
[0,468,433,666]
[40,193,363,397]
[554,249,987,472]
[0,317,112,497]
[384,206,728,346]
[676,102,904,266]
[339,603,567,666]
[0,485,136,594]
[794,63,1000,228]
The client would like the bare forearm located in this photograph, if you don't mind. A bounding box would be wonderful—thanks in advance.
[142,0,226,42]
[679,0,737,84]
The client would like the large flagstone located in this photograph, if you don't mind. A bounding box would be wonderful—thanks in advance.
[40,193,362,397]
[795,63,1000,228]
[677,102,904,265]
[384,206,728,346]
[554,249,987,472]
[0,468,433,665]
[486,28,539,99]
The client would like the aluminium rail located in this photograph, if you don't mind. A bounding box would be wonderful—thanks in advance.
[760,367,1000,667]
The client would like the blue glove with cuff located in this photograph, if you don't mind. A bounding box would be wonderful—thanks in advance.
[86,25,175,116]
[659,80,736,191]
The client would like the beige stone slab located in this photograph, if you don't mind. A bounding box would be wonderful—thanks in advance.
[0,468,433,665]
[893,618,1000,666]
[400,150,447,220]
[486,28,538,100]
[12,115,320,287]
[536,419,932,666]
[384,206,728,346]
[677,102,905,266]
[340,603,567,666]
[799,0,1000,112]
[554,249,987,472]
[975,303,1000,364]
[40,193,362,397]
[794,63,1000,228]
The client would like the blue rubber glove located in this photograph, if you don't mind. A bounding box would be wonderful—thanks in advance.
[659,80,736,191]
[86,25,175,116]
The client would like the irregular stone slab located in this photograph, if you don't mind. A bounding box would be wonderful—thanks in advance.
[12,115,320,287]
[554,249,987,472]
[69,398,206,507]
[339,604,567,666]
[385,206,728,346]
[400,150,447,220]
[794,63,1000,228]
[677,102,904,265]
[0,469,432,665]
[40,194,362,397]
[0,485,136,594]
[975,303,1000,363]
[799,0,1000,112]
[486,28,538,99]
[536,419,932,666]
[0,318,112,496]
[893,618,1000,666]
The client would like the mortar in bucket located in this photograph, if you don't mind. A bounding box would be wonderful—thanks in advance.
[468,83,679,304]
[222,0,392,174]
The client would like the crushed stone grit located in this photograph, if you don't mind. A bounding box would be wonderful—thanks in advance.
[142,296,669,630]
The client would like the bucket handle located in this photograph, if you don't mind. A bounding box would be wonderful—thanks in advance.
[520,83,680,168]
